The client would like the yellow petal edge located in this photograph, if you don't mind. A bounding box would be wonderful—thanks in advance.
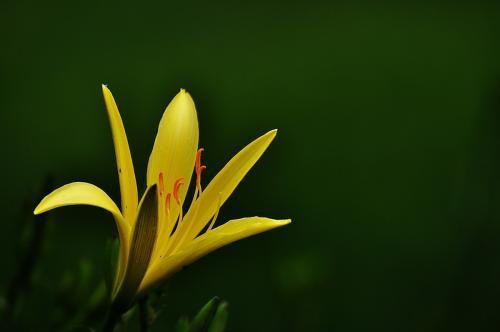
[140,217,291,293]
[102,85,138,224]
[34,182,123,221]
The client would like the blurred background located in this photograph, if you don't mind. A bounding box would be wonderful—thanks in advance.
[1,0,500,331]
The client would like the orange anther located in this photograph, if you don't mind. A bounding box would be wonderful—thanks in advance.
[165,193,171,213]
[195,148,206,190]
[196,148,204,173]
[158,172,165,195]
[173,178,184,205]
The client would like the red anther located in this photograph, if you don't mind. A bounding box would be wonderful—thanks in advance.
[173,178,184,205]
[165,193,171,213]
[158,172,165,195]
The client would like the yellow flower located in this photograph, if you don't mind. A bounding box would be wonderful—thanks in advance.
[34,85,290,309]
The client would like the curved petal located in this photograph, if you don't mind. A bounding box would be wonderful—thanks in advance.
[102,85,138,223]
[175,130,277,245]
[34,182,131,294]
[146,89,199,252]
[140,217,291,294]
[34,182,123,220]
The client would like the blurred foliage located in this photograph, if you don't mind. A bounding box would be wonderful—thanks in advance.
[175,297,228,332]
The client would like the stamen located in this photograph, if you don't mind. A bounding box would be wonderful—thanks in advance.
[165,193,171,214]
[195,148,206,192]
[207,192,222,232]
[163,192,181,242]
[173,178,184,205]
[195,148,204,171]
[173,177,185,224]
[158,172,165,196]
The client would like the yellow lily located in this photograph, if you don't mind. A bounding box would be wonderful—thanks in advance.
[33,85,290,309]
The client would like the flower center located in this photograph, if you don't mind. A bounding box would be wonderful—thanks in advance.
[159,147,223,255]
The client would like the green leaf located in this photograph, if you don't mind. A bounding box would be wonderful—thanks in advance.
[207,302,228,332]
[175,317,190,332]
[189,297,220,332]
[112,185,158,311]
[174,297,229,332]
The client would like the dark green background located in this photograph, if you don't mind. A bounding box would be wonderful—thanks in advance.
[2,1,500,331]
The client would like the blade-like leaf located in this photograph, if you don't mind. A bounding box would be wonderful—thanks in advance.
[175,317,190,332]
[207,302,228,332]
[189,297,220,332]
[113,185,158,310]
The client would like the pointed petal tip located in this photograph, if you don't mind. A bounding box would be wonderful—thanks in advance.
[165,89,195,113]
[263,129,278,143]
[256,217,291,231]
[273,218,292,227]
[102,84,114,99]
[33,198,49,215]
[247,216,291,229]
[175,88,194,103]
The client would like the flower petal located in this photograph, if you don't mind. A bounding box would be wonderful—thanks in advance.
[34,182,123,220]
[34,182,131,298]
[140,217,290,294]
[113,185,158,309]
[102,85,138,223]
[176,130,277,245]
[146,89,199,252]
